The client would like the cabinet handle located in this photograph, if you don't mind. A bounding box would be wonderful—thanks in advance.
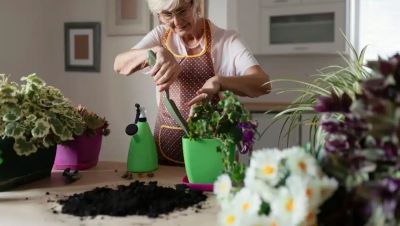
[293,46,308,51]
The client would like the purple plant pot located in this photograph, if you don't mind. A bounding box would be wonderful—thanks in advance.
[54,131,103,170]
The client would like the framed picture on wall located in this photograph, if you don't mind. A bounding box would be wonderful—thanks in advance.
[106,0,152,36]
[200,0,206,18]
[64,22,101,72]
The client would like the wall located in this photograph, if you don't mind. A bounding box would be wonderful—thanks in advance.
[0,0,232,162]
[0,0,48,77]
[0,0,344,161]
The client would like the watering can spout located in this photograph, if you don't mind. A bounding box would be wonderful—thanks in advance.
[125,104,142,136]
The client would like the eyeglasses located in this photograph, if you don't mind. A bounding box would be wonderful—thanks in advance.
[159,1,193,21]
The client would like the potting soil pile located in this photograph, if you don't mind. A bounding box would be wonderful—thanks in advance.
[58,181,207,218]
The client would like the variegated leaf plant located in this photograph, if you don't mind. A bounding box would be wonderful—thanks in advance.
[0,73,85,156]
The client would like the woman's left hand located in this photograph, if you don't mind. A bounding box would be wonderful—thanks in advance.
[186,76,221,106]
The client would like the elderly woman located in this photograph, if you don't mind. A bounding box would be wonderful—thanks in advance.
[114,0,271,166]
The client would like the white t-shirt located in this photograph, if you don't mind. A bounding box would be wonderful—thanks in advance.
[133,20,259,77]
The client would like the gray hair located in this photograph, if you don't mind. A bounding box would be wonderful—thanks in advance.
[146,0,201,17]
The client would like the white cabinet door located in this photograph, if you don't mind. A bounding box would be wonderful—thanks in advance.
[227,0,262,54]
[261,0,301,7]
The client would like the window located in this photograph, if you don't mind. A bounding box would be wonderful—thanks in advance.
[357,0,400,60]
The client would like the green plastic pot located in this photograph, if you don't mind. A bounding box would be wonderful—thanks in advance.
[182,137,234,184]
[0,138,56,191]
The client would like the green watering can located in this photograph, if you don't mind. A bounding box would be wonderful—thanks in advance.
[125,103,158,173]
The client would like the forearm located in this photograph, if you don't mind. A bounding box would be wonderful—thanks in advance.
[113,46,162,75]
[217,68,271,98]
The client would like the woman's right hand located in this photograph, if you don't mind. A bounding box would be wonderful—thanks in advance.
[148,46,182,92]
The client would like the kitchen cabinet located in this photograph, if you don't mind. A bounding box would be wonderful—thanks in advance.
[227,0,352,55]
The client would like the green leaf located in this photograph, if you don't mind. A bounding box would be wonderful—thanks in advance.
[211,111,220,125]
[258,202,271,216]
[25,114,37,122]
[3,112,20,122]
[31,119,50,138]
[21,73,45,87]
[57,127,73,141]
[48,116,64,136]
[4,122,24,138]
[72,122,85,136]
[42,135,54,148]
[14,138,37,156]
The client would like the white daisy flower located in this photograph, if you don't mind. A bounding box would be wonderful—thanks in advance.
[270,186,308,226]
[244,168,277,203]
[286,175,322,210]
[218,208,243,226]
[231,188,262,216]
[284,147,319,177]
[214,174,232,201]
[248,148,284,186]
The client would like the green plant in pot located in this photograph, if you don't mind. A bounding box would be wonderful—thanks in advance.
[0,73,85,191]
[77,105,110,137]
[261,44,372,154]
[184,91,256,185]
[54,105,110,170]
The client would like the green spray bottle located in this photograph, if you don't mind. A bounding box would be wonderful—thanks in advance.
[125,104,158,173]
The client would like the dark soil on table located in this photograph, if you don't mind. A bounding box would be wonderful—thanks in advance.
[57,181,207,218]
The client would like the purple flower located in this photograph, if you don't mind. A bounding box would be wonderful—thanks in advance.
[242,129,254,143]
[315,92,352,113]
[379,58,394,76]
[380,141,398,159]
[237,121,257,154]
[314,93,339,113]
[341,93,353,113]
[239,143,252,154]
[238,121,257,130]
[325,133,350,152]
[361,78,387,99]
[317,53,400,225]
[379,53,400,86]
[344,115,368,132]
[321,119,344,133]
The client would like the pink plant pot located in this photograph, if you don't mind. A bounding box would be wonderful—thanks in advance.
[54,131,103,170]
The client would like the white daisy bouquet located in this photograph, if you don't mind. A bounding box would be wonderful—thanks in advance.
[214,146,338,226]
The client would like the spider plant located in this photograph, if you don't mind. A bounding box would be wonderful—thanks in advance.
[260,43,373,155]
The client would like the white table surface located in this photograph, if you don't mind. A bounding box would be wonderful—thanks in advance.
[0,161,218,226]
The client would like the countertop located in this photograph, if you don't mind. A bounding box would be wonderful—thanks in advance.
[0,162,218,226]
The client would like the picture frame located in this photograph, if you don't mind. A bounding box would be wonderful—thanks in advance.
[199,0,206,18]
[64,22,101,72]
[106,0,152,36]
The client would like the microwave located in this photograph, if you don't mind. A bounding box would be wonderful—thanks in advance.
[260,0,348,55]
